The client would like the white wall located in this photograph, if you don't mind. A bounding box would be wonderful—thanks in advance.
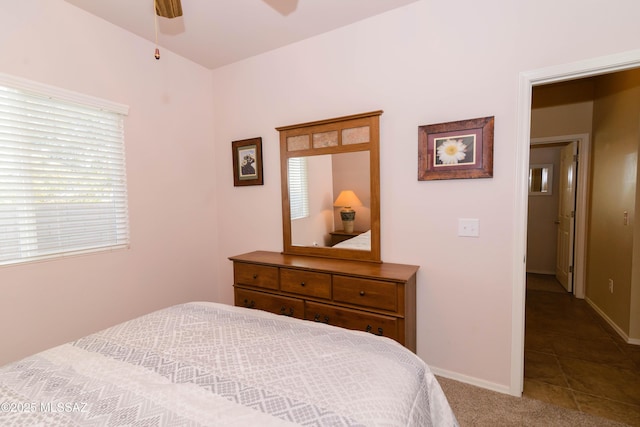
[0,1,218,365]
[211,0,640,391]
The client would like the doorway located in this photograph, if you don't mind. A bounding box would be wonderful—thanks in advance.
[527,135,588,298]
[511,50,640,396]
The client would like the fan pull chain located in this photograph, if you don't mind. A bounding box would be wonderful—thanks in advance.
[153,0,160,60]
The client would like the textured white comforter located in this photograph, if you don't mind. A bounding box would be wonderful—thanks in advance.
[333,230,371,251]
[0,302,458,426]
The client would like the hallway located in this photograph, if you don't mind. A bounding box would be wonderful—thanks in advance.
[524,273,640,426]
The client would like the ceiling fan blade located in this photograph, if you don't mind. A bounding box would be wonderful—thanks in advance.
[155,0,183,18]
[262,0,298,16]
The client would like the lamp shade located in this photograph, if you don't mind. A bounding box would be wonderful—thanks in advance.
[333,190,362,208]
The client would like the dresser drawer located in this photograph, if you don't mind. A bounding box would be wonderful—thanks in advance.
[280,268,331,299]
[305,301,398,341]
[234,262,279,290]
[235,287,304,319]
[333,276,397,311]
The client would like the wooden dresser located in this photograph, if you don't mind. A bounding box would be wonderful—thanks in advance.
[230,251,419,352]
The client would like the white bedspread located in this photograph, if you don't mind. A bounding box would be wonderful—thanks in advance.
[333,229,371,250]
[0,302,457,426]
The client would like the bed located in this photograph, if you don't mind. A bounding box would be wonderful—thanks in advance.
[0,301,457,426]
[332,229,371,251]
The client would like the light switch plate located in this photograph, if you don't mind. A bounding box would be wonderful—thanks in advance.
[458,218,480,237]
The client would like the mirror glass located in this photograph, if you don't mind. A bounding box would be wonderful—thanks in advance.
[529,163,553,195]
[289,151,370,250]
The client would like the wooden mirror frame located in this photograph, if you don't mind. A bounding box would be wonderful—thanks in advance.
[277,111,382,262]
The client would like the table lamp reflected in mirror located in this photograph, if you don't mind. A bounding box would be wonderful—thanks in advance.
[333,190,362,233]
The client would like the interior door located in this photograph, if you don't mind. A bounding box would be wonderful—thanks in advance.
[555,141,578,292]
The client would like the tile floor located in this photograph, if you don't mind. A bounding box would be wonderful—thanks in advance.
[524,273,640,426]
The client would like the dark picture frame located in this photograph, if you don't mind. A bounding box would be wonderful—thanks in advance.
[232,137,263,186]
[418,116,494,180]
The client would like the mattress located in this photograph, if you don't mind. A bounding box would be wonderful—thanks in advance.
[0,301,458,426]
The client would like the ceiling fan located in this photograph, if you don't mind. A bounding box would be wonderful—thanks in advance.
[154,0,299,19]
[155,0,182,19]
[153,0,182,59]
[151,0,297,59]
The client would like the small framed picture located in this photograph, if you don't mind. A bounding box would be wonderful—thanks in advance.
[418,116,494,180]
[232,137,263,186]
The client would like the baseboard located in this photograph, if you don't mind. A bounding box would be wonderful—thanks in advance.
[585,297,640,346]
[429,366,515,396]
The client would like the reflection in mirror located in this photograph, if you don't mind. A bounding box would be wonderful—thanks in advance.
[529,164,553,195]
[289,151,370,250]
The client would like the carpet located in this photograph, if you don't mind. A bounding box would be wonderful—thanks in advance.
[437,376,632,426]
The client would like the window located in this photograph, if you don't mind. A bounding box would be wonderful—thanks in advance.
[0,74,130,266]
[287,157,309,220]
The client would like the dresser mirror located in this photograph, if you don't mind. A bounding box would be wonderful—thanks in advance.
[277,111,382,262]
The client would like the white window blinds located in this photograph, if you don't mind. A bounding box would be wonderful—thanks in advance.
[287,157,309,220]
[0,75,130,266]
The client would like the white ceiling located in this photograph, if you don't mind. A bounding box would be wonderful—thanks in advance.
[64,0,419,70]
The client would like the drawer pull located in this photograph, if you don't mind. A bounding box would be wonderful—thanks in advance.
[280,306,294,317]
[366,325,384,336]
[252,274,258,279]
[313,314,330,324]
[300,282,306,287]
[243,299,256,309]
[359,290,365,296]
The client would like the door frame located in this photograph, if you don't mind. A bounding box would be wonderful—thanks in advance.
[511,49,640,396]
[530,134,589,299]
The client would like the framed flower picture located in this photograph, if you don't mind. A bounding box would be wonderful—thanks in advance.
[232,137,263,186]
[418,116,494,180]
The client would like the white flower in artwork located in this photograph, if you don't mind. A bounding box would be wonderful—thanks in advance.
[437,139,467,164]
